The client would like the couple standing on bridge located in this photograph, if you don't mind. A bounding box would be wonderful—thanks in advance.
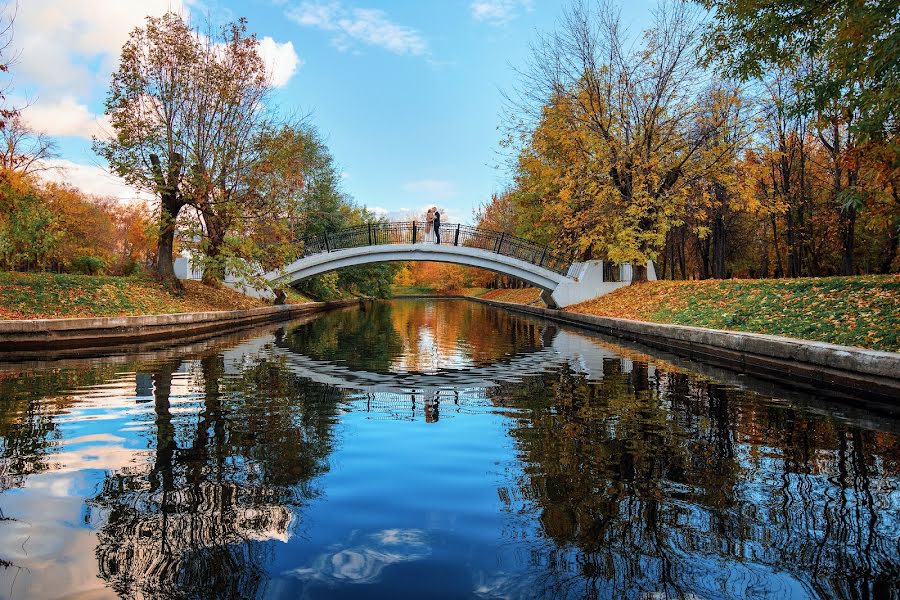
[424,207,442,244]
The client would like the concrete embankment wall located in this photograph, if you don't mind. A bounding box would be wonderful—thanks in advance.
[0,300,360,356]
[466,297,900,402]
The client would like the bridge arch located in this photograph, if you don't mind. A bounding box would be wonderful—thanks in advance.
[269,243,569,291]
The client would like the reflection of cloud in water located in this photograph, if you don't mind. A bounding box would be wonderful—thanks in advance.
[286,529,430,585]
[473,572,537,599]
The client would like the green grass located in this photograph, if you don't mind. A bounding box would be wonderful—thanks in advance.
[571,275,900,352]
[0,271,267,319]
[390,285,444,295]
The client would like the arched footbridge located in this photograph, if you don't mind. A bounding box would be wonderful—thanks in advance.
[264,222,655,307]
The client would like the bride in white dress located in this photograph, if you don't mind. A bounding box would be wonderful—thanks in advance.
[424,207,436,243]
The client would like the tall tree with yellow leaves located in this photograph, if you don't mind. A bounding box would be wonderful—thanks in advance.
[506,0,750,279]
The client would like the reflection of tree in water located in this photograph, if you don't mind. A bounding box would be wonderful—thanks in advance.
[283,302,405,372]
[88,352,344,599]
[492,362,900,599]
[0,365,130,491]
[282,300,547,373]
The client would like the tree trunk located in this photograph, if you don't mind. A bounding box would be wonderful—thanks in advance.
[712,212,727,279]
[156,198,182,286]
[770,214,784,278]
[786,207,799,278]
[201,240,226,285]
[880,195,899,273]
[698,233,711,280]
[150,152,184,287]
[631,264,648,283]
[840,204,857,275]
[201,211,228,285]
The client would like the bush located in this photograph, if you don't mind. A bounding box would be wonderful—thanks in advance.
[71,255,106,275]
[119,259,143,276]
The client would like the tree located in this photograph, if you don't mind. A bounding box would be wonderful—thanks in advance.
[95,12,200,283]
[507,1,749,279]
[182,20,273,284]
[246,122,400,299]
[96,13,275,285]
[0,171,61,271]
[0,114,56,174]
[698,0,899,139]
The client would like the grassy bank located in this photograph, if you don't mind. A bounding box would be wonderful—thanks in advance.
[0,272,273,319]
[570,276,899,352]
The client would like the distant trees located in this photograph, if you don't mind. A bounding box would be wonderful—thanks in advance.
[698,0,899,277]
[0,170,155,274]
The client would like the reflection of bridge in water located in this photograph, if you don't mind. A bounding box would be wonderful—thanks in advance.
[270,327,642,392]
[249,326,652,421]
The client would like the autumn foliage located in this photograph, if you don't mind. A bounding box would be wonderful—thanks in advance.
[0,169,155,275]
[479,1,899,283]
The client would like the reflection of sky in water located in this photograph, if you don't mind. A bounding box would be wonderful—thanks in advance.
[0,300,898,599]
[286,529,430,585]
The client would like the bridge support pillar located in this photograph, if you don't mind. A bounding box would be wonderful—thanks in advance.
[540,289,559,309]
[548,260,656,308]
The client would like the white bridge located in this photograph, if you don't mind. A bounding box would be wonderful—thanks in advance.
[258,222,654,308]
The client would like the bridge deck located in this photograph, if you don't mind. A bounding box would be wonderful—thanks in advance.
[297,221,571,276]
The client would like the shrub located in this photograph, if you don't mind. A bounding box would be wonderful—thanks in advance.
[71,255,106,275]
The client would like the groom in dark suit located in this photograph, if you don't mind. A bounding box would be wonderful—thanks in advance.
[433,209,441,244]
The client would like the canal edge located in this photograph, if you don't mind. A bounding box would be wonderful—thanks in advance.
[0,300,363,355]
[462,296,900,403]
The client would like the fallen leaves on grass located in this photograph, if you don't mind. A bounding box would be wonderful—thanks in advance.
[0,273,269,320]
[569,276,900,352]
[479,288,543,305]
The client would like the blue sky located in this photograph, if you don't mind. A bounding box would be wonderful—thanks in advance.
[8,0,654,223]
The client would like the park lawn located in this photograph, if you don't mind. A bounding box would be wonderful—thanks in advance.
[391,285,446,296]
[0,272,270,320]
[569,275,900,352]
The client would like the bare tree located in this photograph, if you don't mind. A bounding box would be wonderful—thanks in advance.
[0,2,19,130]
[0,113,57,174]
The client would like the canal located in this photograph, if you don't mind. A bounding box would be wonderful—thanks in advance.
[0,299,897,599]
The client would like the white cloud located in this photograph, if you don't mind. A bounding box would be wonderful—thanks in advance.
[37,159,153,203]
[470,0,532,25]
[258,37,303,87]
[285,2,427,56]
[401,179,456,199]
[21,96,111,139]
[8,0,188,93]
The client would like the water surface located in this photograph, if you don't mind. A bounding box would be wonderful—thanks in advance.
[0,299,897,599]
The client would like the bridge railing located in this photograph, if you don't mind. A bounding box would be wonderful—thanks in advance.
[297,221,572,276]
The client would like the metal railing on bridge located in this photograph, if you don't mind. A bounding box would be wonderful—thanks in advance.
[298,222,572,276]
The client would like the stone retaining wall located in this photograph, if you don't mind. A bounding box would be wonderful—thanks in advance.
[467,297,900,402]
[0,300,360,354]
